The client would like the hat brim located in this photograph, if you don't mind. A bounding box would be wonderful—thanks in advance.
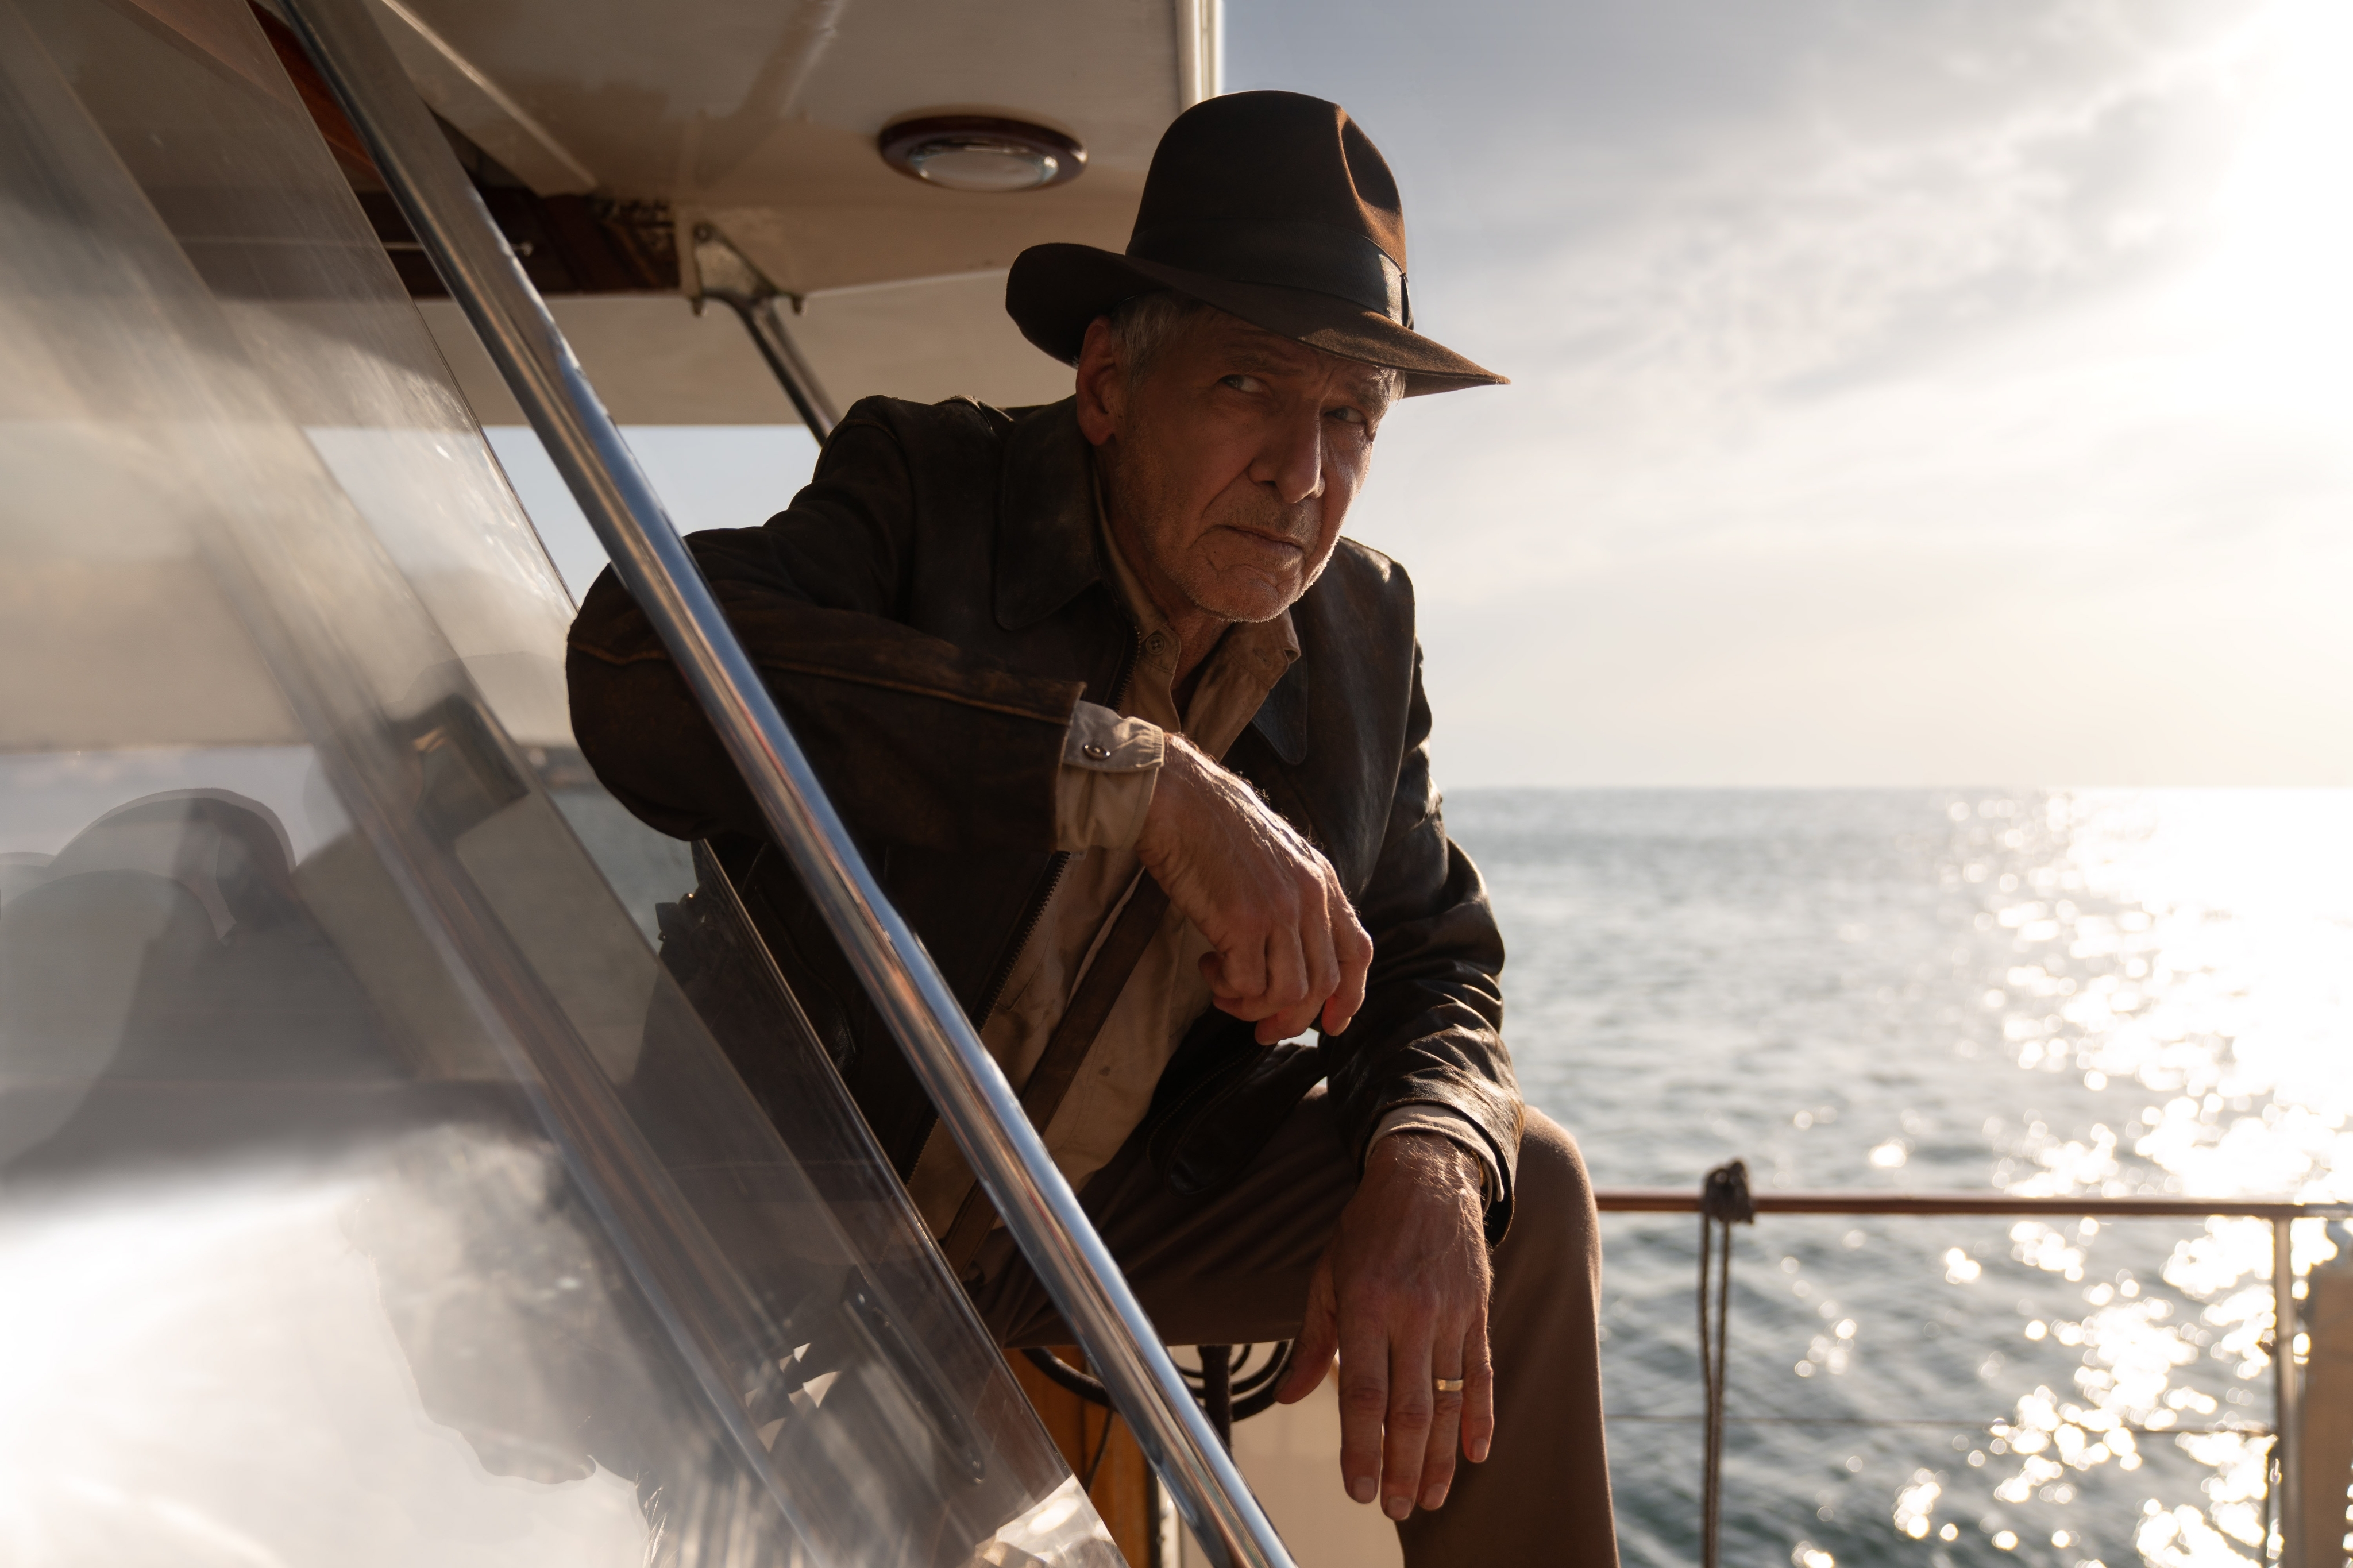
[1006,243,1506,397]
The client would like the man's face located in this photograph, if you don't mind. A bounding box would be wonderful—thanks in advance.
[1078,308,1395,626]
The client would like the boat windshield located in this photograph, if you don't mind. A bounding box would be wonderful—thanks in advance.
[0,2,1116,1562]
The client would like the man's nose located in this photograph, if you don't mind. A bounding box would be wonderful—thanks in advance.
[1252,405,1325,507]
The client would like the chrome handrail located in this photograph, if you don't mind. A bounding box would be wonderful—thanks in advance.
[276,3,1294,1562]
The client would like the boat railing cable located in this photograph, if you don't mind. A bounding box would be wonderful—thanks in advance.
[1601,1185,2353,1568]
[1696,1161,1755,1568]
[274,3,1294,1562]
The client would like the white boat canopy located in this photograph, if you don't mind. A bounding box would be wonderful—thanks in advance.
[266,0,1224,422]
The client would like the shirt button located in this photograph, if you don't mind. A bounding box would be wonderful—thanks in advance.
[1145,632,1170,656]
[1082,742,1111,760]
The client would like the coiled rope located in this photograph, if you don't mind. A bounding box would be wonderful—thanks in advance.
[1021,1339,1297,1452]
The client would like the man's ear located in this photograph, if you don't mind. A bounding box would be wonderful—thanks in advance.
[1074,316,1124,446]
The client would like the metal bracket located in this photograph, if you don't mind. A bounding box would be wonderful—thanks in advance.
[691,223,840,440]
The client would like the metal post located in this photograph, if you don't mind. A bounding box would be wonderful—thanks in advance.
[275,3,1293,1563]
[692,223,841,441]
[2280,1218,2305,1568]
[1698,1161,1753,1568]
[717,291,839,439]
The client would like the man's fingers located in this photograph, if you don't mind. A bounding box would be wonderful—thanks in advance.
[1263,923,1310,1020]
[1419,1361,1466,1511]
[1255,1007,1320,1045]
[1206,901,1342,1040]
[1336,1304,1390,1508]
[1253,883,1357,1041]
[1274,931,1335,1043]
[1202,929,1268,1007]
[1203,952,1319,1042]
[1463,1316,1496,1467]
[1421,1320,1486,1508]
[1255,951,1325,1042]
[1380,1327,1436,1521]
[1202,922,1301,1011]
[1278,1259,1339,1406]
[1302,888,1341,1008]
[1321,897,1373,1036]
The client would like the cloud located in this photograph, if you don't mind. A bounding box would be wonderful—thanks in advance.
[1237,0,2350,783]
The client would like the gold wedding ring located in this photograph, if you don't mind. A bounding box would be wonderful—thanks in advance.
[1434,1377,1466,1393]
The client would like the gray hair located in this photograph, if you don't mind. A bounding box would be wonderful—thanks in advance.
[1102,290,1217,387]
[1102,290,1403,405]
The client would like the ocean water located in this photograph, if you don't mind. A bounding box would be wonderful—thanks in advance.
[1442,789,2353,1568]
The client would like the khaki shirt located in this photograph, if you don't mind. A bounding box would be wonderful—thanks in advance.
[906,500,1491,1238]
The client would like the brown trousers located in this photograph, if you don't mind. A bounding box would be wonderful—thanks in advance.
[966,1091,1620,1567]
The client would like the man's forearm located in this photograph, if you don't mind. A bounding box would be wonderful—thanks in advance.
[568,552,1086,853]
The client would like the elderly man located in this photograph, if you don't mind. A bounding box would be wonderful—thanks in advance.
[568,91,1616,1563]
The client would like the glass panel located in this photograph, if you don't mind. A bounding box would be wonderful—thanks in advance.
[0,5,1118,1563]
[23,0,691,934]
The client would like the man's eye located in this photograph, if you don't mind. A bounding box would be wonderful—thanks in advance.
[1220,374,1265,393]
[1328,405,1367,426]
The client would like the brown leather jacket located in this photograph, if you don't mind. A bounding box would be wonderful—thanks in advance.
[566,395,1525,1237]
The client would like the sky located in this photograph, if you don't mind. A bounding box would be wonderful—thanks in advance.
[495,0,2353,787]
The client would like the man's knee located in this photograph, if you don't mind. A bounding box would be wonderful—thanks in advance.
[1500,1109,1600,1288]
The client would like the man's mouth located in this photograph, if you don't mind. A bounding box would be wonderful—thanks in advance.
[1215,523,1310,556]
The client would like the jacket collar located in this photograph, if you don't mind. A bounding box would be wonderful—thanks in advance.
[994,399,1104,631]
[1251,658,1310,766]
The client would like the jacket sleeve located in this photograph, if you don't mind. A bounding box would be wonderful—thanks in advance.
[565,404,1081,855]
[1320,644,1524,1243]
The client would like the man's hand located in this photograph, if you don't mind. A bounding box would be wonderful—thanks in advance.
[1275,1132,1494,1518]
[1136,735,1372,1042]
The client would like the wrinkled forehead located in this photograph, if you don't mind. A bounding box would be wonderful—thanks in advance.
[1185,310,1399,405]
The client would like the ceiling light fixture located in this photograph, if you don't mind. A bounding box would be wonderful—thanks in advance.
[877,116,1085,194]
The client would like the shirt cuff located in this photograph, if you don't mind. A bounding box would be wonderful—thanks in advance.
[1053,702,1164,852]
[1370,1106,1500,1203]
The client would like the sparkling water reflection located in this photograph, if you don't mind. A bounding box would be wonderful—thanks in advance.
[1446,789,2352,1568]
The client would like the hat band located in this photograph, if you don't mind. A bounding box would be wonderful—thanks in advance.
[1127,221,1413,329]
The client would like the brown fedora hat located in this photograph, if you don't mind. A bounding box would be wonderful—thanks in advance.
[1006,91,1505,396]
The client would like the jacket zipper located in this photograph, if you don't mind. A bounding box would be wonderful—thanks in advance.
[969,630,1144,1022]
[973,852,1071,1027]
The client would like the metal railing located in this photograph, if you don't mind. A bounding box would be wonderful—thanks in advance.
[1596,1185,2353,1568]
[276,3,1293,1563]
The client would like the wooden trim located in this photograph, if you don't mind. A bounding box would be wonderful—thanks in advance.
[1006,1347,1160,1564]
